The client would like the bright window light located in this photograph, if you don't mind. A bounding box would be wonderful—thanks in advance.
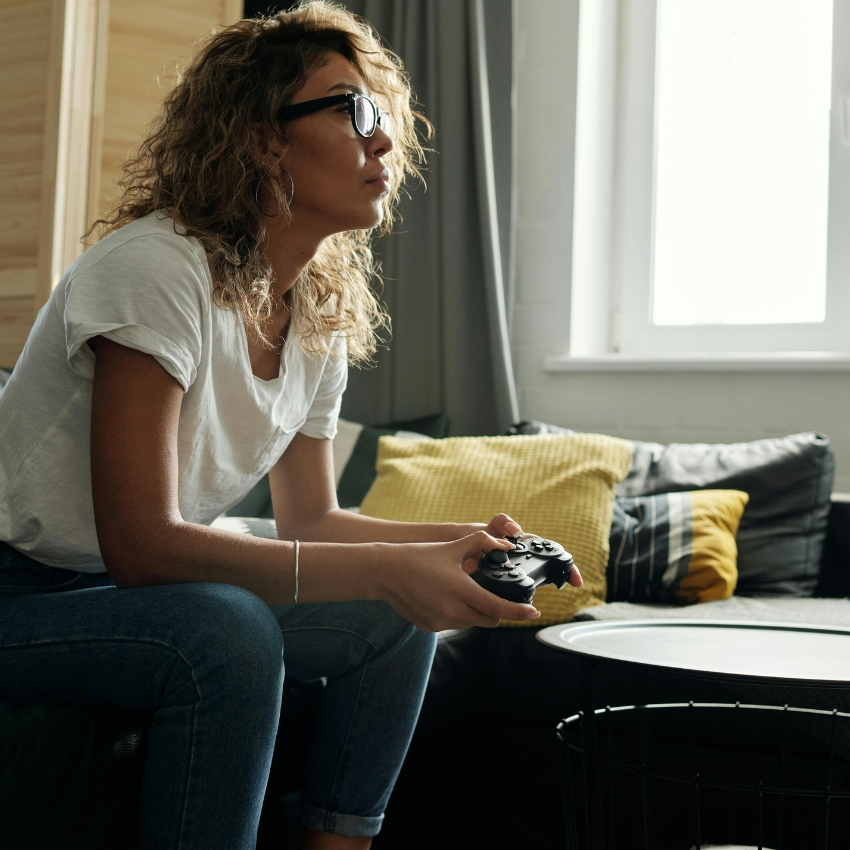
[652,0,833,326]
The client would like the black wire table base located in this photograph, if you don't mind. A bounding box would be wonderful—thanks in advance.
[557,700,850,850]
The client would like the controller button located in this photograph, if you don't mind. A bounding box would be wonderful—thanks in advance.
[508,570,521,577]
[490,550,509,564]
[492,571,505,577]
[525,553,533,559]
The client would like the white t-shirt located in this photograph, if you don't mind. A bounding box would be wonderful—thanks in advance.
[0,211,348,572]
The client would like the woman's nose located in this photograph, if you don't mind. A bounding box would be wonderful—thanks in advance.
[370,124,394,157]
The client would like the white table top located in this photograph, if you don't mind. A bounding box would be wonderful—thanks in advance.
[536,620,850,684]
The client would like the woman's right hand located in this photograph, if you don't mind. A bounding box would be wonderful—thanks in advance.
[377,531,542,632]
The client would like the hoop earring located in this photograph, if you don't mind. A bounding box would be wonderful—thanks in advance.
[280,170,295,207]
[256,171,294,218]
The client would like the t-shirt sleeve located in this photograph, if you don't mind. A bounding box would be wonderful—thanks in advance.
[299,333,349,440]
[63,230,207,391]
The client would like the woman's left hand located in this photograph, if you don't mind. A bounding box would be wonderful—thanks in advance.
[458,513,584,587]
[480,512,524,540]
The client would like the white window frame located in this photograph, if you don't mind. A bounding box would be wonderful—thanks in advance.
[569,0,850,359]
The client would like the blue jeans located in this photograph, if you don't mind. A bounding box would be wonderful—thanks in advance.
[0,541,436,848]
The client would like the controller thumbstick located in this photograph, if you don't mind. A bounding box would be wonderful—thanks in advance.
[489,549,509,565]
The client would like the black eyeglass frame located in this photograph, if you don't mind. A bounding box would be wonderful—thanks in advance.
[276,92,388,138]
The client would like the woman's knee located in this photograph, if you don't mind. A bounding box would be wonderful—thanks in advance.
[155,583,284,696]
[356,601,437,665]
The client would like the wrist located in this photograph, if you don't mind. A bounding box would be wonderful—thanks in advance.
[449,522,485,541]
[367,541,399,602]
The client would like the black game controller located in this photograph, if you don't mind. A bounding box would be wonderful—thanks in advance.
[471,535,574,604]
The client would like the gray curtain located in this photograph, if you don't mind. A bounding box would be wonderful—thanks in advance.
[340,0,519,436]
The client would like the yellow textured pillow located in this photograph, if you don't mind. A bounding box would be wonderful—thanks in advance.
[359,434,633,625]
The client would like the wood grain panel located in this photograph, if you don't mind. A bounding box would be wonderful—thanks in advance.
[0,0,244,366]
[0,296,36,367]
[0,268,37,298]
[0,0,51,276]
[34,0,67,310]
[96,0,244,218]
[85,0,109,228]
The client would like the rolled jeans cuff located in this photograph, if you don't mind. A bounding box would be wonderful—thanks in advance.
[301,803,384,837]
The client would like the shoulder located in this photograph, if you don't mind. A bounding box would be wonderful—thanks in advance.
[58,213,214,389]
[70,212,210,292]
[330,330,348,357]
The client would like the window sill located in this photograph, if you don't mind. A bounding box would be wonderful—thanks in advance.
[542,352,850,373]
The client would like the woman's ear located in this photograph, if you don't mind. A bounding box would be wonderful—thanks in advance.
[248,126,287,175]
[265,139,287,176]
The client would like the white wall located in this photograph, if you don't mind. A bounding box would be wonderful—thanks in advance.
[514,0,850,491]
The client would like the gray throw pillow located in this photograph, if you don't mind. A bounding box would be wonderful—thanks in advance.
[617,432,833,597]
[509,424,834,598]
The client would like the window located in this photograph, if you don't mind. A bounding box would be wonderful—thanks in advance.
[570,0,850,357]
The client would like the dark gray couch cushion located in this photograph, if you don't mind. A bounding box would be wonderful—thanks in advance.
[617,433,833,597]
[816,497,850,598]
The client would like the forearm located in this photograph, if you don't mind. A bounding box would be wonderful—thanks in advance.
[103,519,395,606]
[277,507,481,545]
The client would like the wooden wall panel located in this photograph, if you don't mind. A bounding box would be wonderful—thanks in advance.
[0,0,52,366]
[0,297,37,366]
[0,0,242,366]
[0,0,50,272]
[96,0,243,219]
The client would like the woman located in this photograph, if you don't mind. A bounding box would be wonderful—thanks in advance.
[0,3,580,848]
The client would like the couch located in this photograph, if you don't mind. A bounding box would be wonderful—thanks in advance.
[1,359,848,849]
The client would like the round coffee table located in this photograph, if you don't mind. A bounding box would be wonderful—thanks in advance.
[536,619,850,686]
[536,620,850,849]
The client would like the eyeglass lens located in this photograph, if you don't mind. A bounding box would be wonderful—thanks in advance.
[354,96,377,136]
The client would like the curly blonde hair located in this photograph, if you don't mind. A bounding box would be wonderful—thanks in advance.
[89,1,430,364]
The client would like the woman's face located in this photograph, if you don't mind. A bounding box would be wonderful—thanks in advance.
[271,51,394,236]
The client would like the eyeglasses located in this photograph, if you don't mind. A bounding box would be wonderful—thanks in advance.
[277,92,389,138]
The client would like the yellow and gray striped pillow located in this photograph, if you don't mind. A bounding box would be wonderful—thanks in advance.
[607,490,749,604]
